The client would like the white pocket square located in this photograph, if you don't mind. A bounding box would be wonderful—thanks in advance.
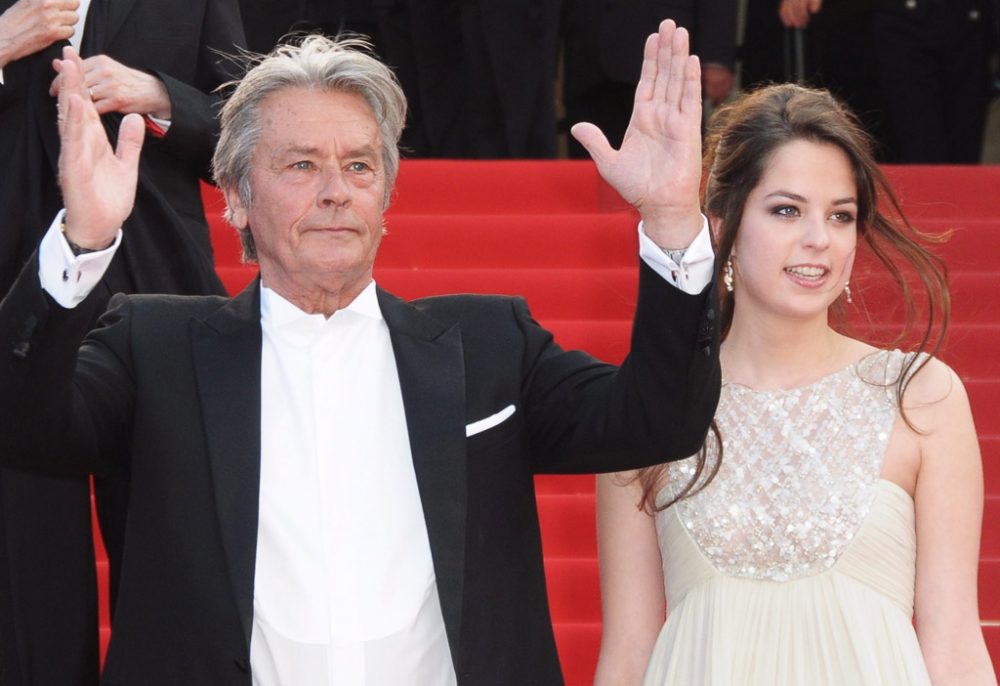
[465,404,516,437]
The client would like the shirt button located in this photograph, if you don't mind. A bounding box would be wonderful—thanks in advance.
[904,0,916,8]
[969,8,980,20]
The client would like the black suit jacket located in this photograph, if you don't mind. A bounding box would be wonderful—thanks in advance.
[0,0,244,297]
[0,259,720,685]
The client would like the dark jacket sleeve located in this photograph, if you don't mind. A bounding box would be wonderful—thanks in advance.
[520,260,721,474]
[147,0,246,179]
[0,255,135,477]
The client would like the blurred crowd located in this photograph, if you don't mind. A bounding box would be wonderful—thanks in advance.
[240,0,1000,164]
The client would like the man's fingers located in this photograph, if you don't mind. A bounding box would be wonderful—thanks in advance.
[61,92,86,148]
[115,113,146,167]
[681,55,702,115]
[634,33,659,104]
[570,122,613,164]
[664,26,690,109]
[652,19,677,104]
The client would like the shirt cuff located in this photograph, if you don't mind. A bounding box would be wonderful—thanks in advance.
[39,209,123,308]
[638,217,715,295]
[144,114,171,137]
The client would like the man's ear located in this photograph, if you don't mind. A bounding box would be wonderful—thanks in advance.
[223,186,248,230]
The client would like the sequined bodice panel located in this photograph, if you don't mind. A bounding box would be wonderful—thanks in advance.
[660,350,912,582]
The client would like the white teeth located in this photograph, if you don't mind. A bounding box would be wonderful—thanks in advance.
[785,266,826,278]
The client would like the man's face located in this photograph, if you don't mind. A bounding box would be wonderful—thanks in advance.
[227,88,386,310]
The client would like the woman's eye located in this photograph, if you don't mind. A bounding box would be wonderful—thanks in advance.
[831,211,855,223]
[773,205,799,217]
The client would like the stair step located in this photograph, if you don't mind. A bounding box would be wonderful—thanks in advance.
[983,497,1000,558]
[545,557,602,623]
[552,622,601,686]
[882,165,1000,221]
[981,559,1000,620]
[388,160,625,215]
[983,437,1000,493]
[983,624,1000,678]
[539,494,597,558]
[536,474,595,495]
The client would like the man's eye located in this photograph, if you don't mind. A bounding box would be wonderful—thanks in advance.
[291,161,314,171]
[348,161,372,173]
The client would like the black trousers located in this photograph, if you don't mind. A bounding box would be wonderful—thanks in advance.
[872,0,993,163]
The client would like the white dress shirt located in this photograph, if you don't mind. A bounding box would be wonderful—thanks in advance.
[252,282,455,685]
[36,213,715,685]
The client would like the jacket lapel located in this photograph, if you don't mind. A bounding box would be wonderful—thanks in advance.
[377,288,468,666]
[188,282,469,660]
[190,280,262,651]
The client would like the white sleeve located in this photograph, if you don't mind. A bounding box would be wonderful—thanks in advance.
[39,209,123,308]
[637,217,715,295]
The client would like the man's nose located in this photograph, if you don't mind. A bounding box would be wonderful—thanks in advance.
[318,168,352,207]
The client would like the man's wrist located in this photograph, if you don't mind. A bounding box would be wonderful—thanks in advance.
[60,218,116,255]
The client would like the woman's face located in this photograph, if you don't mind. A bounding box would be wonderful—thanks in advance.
[726,139,859,324]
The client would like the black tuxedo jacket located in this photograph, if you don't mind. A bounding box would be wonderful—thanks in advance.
[0,260,720,685]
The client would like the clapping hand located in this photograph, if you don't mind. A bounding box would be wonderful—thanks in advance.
[53,46,144,249]
[49,54,172,119]
[779,0,822,28]
[0,0,79,67]
[571,20,703,250]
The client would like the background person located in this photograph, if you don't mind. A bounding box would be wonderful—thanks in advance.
[0,1,244,683]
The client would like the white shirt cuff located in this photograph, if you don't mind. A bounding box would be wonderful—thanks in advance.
[39,209,123,308]
[147,114,171,131]
[638,217,715,295]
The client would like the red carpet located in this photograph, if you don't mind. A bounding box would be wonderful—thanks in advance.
[92,161,1000,683]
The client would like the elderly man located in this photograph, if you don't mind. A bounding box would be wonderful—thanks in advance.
[0,23,718,685]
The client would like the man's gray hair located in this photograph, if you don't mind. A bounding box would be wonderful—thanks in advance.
[212,35,407,261]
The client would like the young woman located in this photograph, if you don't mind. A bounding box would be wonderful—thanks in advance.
[593,81,996,685]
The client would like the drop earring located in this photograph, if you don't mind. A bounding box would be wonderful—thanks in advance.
[843,281,853,304]
[723,258,734,293]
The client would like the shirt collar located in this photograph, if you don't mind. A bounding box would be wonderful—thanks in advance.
[260,281,383,340]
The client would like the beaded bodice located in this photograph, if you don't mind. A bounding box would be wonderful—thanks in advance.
[660,349,914,582]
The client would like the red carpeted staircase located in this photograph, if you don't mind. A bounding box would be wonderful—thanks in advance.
[92,161,999,683]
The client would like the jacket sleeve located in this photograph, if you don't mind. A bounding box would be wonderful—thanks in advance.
[148,0,246,180]
[521,260,721,474]
[0,254,136,477]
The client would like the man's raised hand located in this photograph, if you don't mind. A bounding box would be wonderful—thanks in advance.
[54,46,144,250]
[571,20,703,249]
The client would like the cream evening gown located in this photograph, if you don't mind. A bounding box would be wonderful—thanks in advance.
[643,349,932,685]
